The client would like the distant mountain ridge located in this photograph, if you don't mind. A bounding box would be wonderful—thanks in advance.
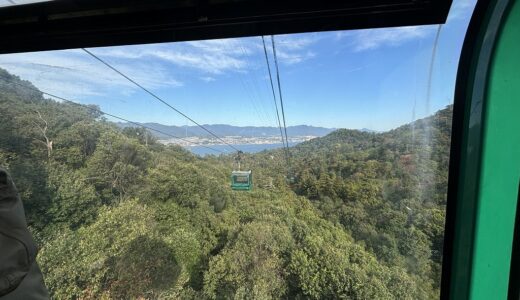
[292,105,453,155]
[116,123,336,138]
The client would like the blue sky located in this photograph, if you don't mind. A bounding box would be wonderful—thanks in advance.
[0,0,475,131]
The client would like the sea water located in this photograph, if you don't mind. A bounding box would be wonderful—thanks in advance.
[187,142,298,156]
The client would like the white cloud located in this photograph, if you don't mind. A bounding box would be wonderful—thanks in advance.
[257,34,319,65]
[92,39,251,74]
[0,34,318,99]
[332,0,474,52]
[275,34,319,50]
[339,26,433,52]
[187,38,253,56]
[200,76,216,82]
[275,50,316,65]
[90,35,319,75]
[150,49,247,74]
[0,49,182,100]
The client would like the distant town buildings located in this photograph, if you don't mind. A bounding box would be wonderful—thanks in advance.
[158,135,317,146]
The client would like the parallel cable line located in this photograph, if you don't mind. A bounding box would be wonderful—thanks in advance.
[270,36,292,169]
[261,36,287,152]
[270,36,290,154]
[81,48,240,152]
[238,40,273,126]
[0,75,226,154]
[230,43,268,128]
[227,39,270,128]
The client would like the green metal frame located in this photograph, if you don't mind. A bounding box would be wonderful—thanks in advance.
[443,0,520,299]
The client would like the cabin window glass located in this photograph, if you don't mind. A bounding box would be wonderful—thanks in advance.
[235,176,249,183]
[0,0,476,298]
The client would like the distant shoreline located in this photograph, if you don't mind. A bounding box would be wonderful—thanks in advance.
[186,142,299,156]
[158,135,316,147]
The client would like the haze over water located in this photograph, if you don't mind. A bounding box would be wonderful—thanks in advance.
[188,142,299,156]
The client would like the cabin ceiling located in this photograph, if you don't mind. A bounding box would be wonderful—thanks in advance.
[0,0,452,54]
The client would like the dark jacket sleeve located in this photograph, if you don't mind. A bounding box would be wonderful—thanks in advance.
[0,168,50,299]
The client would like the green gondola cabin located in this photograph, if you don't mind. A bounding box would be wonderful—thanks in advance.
[231,170,252,190]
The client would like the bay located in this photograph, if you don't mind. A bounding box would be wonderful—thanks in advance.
[186,142,298,156]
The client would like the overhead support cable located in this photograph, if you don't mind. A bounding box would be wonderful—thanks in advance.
[0,75,226,154]
[227,41,268,127]
[238,39,274,126]
[261,36,287,152]
[81,48,240,152]
[270,35,292,168]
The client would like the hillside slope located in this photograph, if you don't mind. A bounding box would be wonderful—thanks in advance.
[0,68,450,299]
[289,106,453,292]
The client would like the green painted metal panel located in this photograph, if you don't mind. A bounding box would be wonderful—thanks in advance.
[446,1,504,297]
[446,0,520,299]
[469,1,520,298]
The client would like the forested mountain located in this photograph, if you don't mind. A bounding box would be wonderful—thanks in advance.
[0,68,452,299]
[116,122,334,139]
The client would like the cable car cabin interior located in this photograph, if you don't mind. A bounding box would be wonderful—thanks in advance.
[0,0,519,299]
[231,170,253,191]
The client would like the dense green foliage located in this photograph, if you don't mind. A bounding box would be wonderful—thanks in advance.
[0,69,452,299]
